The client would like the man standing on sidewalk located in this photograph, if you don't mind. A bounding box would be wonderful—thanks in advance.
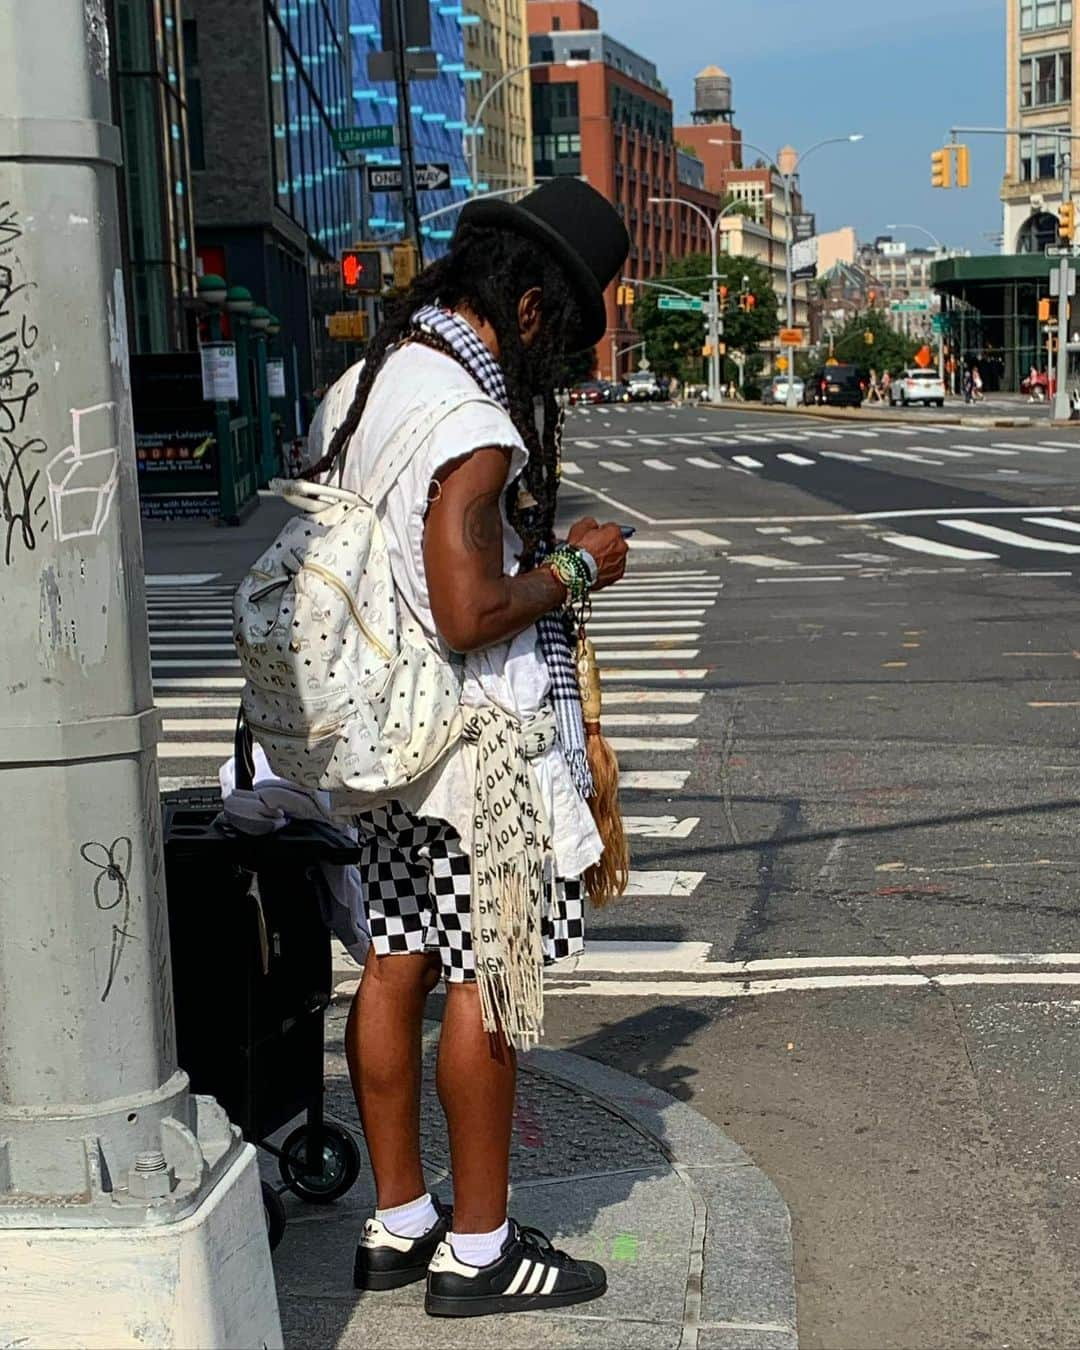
[301,179,631,1317]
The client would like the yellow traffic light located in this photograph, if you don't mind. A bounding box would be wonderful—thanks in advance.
[931,147,952,189]
[1060,201,1075,241]
[616,284,635,307]
[392,242,418,290]
[955,143,970,188]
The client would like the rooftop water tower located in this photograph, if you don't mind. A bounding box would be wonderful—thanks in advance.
[691,65,734,124]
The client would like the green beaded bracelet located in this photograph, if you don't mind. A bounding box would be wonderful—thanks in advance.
[546,545,592,604]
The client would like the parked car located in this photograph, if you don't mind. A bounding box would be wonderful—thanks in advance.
[568,380,607,407]
[805,365,864,408]
[889,368,946,408]
[762,375,805,406]
[626,371,662,402]
[609,381,633,403]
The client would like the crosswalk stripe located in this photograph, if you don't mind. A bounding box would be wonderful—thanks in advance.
[608,736,698,752]
[863,448,943,466]
[607,439,632,447]
[1024,516,1080,535]
[942,519,1080,553]
[620,769,690,789]
[159,742,231,759]
[643,458,676,471]
[574,440,597,449]
[672,436,705,445]
[820,451,871,463]
[594,647,699,660]
[879,532,997,560]
[842,429,879,439]
[154,677,245,689]
[912,446,970,458]
[638,437,667,446]
[672,529,731,545]
[950,444,1017,455]
[686,457,725,470]
[604,668,708,681]
[153,659,241,669]
[561,461,583,475]
[1037,441,1080,449]
[732,455,763,469]
[622,816,700,838]
[587,620,704,631]
[991,442,1065,453]
[604,712,699,726]
[598,459,629,473]
[778,452,814,466]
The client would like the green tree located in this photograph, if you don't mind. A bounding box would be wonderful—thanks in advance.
[560,345,597,387]
[831,308,920,374]
[634,252,780,382]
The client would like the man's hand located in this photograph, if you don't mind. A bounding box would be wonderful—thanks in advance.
[566,516,629,591]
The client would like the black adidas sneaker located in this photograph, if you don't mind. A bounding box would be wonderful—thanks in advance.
[425,1219,607,1318]
[353,1198,452,1291]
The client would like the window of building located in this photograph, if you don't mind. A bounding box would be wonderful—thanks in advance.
[182,19,205,170]
[1020,50,1071,106]
[1020,126,1067,180]
[568,47,591,60]
[1021,0,1072,27]
[552,15,561,28]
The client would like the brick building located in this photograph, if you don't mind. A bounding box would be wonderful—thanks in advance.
[527,0,716,377]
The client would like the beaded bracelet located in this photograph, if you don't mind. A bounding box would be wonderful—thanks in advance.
[546,544,593,604]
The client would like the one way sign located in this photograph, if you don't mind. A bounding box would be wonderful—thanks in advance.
[365,162,451,194]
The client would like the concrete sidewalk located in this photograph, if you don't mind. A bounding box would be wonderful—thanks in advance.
[269,1008,797,1350]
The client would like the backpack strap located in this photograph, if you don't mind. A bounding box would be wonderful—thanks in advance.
[360,388,509,511]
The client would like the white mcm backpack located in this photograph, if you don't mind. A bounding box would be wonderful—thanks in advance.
[234,382,494,798]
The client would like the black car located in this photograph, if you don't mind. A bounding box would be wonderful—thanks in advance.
[806,365,865,408]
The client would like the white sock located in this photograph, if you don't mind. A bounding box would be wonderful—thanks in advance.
[375,1192,440,1239]
[449,1220,510,1268]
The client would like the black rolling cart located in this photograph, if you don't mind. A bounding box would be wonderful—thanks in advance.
[163,789,364,1249]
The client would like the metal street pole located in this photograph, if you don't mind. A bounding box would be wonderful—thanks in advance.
[782,169,797,406]
[0,5,280,1342]
[1055,149,1073,422]
[208,307,239,522]
[390,0,424,264]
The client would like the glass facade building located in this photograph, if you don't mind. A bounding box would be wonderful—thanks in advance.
[266,0,354,256]
[348,0,474,253]
[111,0,198,353]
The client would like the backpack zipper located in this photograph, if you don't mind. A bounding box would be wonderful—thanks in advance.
[246,715,345,742]
[301,561,393,662]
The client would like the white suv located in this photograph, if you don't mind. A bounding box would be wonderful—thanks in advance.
[890,369,946,408]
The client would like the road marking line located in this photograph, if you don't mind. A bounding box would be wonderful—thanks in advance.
[603,712,700,726]
[672,436,706,445]
[1037,440,1080,449]
[151,644,235,655]
[943,519,1080,553]
[951,443,1017,455]
[732,455,763,469]
[784,535,825,546]
[863,448,944,466]
[672,529,731,545]
[156,696,239,709]
[619,769,692,788]
[879,533,997,560]
[146,573,222,586]
[879,426,917,435]
[842,429,879,439]
[623,816,701,839]
[152,659,240,669]
[686,457,726,470]
[624,870,705,896]
[572,440,597,449]
[1024,515,1080,535]
[163,719,236,733]
[729,554,799,568]
[588,621,704,632]
[796,430,840,440]
[755,525,790,534]
[638,437,667,446]
[820,451,872,463]
[596,648,700,660]
[603,669,709,681]
[604,690,705,704]
[1029,701,1080,707]
[778,452,815,466]
[548,971,1080,998]
[756,575,846,583]
[563,941,712,972]
[607,439,633,447]
[912,446,970,458]
[590,634,701,647]
[158,742,231,759]
[598,460,630,473]
[734,433,771,444]
[154,677,245,690]
[643,458,676,471]
[628,540,681,550]
[991,442,1065,453]
[561,461,583,476]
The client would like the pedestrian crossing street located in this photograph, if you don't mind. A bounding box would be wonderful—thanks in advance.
[149,570,718,921]
[562,424,1079,478]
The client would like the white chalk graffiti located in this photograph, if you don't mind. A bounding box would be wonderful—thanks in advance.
[47,403,119,542]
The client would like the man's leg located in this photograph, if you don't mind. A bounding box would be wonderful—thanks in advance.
[436,982,516,1234]
[346,949,441,1209]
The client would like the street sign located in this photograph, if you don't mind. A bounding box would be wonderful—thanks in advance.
[364,162,452,193]
[657,295,703,312]
[779,327,803,346]
[266,358,286,398]
[1049,266,1077,297]
[200,343,238,401]
[328,312,369,341]
[776,356,789,372]
[889,298,931,313]
[914,345,933,368]
[931,314,947,334]
[334,125,395,152]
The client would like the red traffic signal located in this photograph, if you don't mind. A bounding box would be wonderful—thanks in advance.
[341,247,382,294]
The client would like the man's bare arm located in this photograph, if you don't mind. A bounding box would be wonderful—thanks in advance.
[423,447,565,653]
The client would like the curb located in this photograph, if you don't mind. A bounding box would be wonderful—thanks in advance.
[524,1045,799,1348]
[702,402,1036,430]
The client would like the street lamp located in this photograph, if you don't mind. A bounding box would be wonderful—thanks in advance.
[647,195,768,404]
[886,222,944,251]
[468,59,586,196]
[715,133,863,406]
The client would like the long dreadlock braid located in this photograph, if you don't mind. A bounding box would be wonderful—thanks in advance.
[305,224,583,560]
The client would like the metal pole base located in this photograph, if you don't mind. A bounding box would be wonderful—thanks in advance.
[0,1144,281,1349]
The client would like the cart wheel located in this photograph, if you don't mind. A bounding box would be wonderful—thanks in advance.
[262,1181,287,1250]
[279,1122,362,1204]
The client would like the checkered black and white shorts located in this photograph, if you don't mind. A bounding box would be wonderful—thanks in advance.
[355,803,585,984]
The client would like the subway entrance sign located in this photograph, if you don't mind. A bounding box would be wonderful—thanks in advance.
[657,295,704,312]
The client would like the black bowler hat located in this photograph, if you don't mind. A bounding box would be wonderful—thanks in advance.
[456,178,630,348]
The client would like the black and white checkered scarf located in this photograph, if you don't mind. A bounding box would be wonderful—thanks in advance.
[411,303,593,800]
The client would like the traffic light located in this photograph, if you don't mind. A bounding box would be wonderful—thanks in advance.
[1039,297,1052,323]
[719,285,729,302]
[392,242,418,290]
[955,143,970,188]
[616,284,636,307]
[868,289,876,306]
[341,246,382,294]
[931,147,952,189]
[1060,201,1075,241]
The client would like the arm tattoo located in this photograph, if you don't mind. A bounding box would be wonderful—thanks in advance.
[462,487,503,554]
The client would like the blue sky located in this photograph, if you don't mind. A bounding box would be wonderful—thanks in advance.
[609,0,1005,253]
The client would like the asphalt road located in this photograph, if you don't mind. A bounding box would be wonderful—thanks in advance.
[542,399,1080,1350]
[144,397,1080,1348]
